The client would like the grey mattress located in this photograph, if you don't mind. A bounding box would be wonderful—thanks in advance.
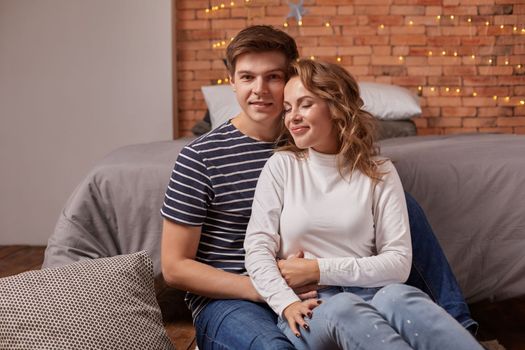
[380,133,525,302]
[43,133,525,303]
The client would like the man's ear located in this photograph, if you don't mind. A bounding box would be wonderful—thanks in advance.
[230,76,236,91]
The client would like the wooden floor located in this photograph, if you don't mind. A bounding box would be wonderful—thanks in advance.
[1,245,524,350]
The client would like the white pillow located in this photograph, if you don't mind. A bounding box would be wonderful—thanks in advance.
[359,82,421,120]
[201,85,241,129]
[201,82,421,129]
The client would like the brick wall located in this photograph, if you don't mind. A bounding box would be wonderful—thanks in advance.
[175,0,525,137]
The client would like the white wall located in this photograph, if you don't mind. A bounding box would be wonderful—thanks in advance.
[0,0,172,245]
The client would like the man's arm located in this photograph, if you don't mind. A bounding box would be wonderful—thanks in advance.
[161,219,262,302]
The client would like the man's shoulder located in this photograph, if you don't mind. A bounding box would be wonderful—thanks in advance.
[184,122,243,151]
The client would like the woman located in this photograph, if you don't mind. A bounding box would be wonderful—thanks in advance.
[244,59,482,350]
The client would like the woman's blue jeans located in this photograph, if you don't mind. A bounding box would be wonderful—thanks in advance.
[194,192,477,349]
[277,285,482,350]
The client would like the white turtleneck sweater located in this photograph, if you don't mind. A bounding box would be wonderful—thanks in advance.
[244,149,412,317]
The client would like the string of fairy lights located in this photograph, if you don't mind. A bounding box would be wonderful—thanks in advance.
[201,1,525,106]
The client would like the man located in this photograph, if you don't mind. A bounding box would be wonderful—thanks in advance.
[161,25,476,350]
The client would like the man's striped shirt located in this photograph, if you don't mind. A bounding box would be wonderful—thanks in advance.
[160,121,274,319]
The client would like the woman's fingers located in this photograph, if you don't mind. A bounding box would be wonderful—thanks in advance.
[284,300,321,337]
[305,298,322,311]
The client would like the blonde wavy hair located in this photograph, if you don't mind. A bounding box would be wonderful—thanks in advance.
[277,59,386,183]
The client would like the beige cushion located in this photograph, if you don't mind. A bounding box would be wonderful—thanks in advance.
[0,251,174,350]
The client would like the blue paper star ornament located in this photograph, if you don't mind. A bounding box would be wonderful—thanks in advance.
[286,0,307,22]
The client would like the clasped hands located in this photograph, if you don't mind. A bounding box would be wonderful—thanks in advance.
[279,251,322,338]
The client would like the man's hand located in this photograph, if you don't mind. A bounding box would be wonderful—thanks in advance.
[282,299,321,338]
[294,284,319,300]
[278,251,320,289]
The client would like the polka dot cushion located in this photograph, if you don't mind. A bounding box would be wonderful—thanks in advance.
[0,251,174,350]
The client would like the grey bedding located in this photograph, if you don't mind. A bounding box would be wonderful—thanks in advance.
[380,133,525,302]
[43,139,191,276]
[43,133,525,304]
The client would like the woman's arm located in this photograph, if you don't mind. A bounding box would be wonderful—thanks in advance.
[244,154,302,316]
[161,219,261,301]
[278,161,411,289]
[316,160,412,287]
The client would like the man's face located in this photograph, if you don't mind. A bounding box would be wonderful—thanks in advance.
[230,51,287,128]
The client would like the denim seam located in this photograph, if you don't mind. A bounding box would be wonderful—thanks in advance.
[195,321,236,350]
[311,314,366,350]
[410,262,438,302]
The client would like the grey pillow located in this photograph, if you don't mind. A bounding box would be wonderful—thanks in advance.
[0,251,174,350]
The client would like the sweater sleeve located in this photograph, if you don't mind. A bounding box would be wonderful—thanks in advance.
[317,160,412,287]
[244,154,300,317]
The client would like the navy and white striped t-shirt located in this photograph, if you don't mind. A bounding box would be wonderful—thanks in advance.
[160,121,275,319]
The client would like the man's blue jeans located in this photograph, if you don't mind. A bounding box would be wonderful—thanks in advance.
[194,192,477,349]
[404,192,478,334]
[194,299,296,349]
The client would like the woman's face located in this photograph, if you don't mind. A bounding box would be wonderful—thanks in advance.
[283,77,340,154]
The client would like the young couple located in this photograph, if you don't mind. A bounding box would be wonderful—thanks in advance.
[161,25,480,349]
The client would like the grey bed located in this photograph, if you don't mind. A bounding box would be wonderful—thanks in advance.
[42,133,525,309]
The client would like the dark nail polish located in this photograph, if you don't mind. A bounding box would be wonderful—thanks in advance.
[304,324,309,330]
[295,333,301,338]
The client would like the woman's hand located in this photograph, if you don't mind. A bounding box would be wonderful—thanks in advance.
[278,251,320,289]
[282,299,321,338]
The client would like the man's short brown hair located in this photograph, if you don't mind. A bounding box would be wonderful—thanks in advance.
[226,25,299,76]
